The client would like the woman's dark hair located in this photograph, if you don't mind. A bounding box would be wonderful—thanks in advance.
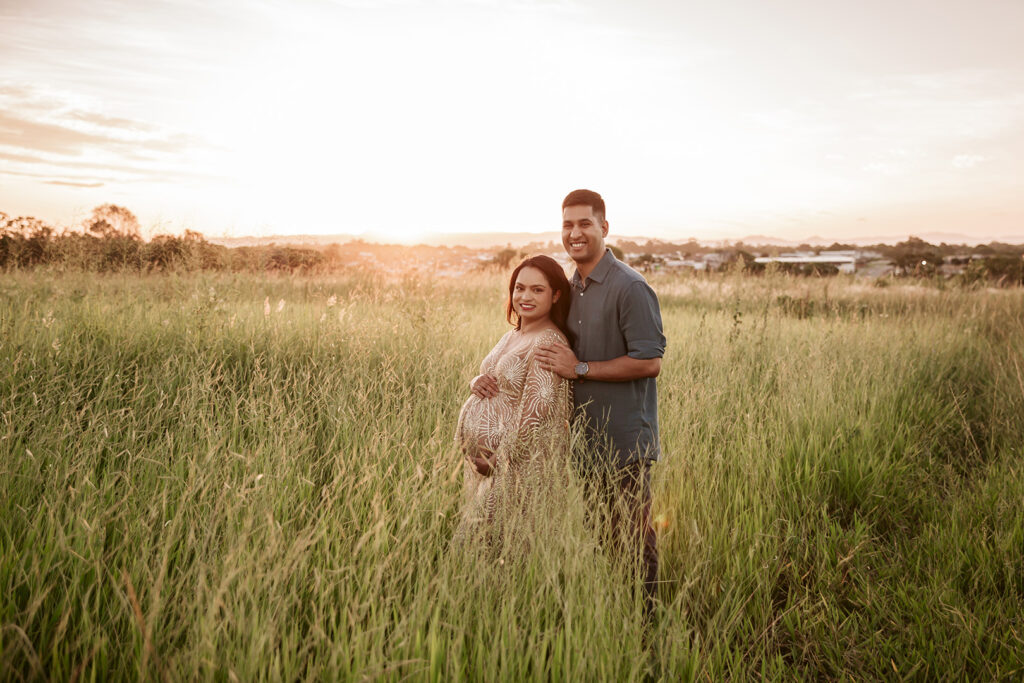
[505,255,576,347]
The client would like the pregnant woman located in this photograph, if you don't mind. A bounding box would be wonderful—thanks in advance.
[454,255,574,541]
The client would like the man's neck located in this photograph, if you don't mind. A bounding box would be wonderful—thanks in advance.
[574,251,603,281]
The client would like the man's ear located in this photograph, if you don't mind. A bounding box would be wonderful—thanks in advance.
[601,220,609,238]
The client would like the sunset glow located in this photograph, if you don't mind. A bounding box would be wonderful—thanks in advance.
[2,0,1023,243]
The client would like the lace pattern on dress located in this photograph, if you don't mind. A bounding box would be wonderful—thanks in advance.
[454,328,571,539]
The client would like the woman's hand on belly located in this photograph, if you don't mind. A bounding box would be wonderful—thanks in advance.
[470,373,500,399]
[465,447,496,477]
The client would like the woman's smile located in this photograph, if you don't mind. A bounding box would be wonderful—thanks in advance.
[515,300,540,316]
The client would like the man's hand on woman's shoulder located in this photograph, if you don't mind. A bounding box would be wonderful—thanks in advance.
[535,342,579,380]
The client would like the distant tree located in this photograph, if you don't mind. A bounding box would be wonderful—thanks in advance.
[978,255,1024,286]
[779,262,839,277]
[143,234,189,271]
[986,241,1021,255]
[608,243,625,260]
[737,250,764,274]
[265,246,324,272]
[678,239,704,256]
[884,236,942,275]
[323,242,342,263]
[85,204,141,239]
[493,247,519,268]
[0,215,54,267]
[630,253,663,272]
[139,229,210,272]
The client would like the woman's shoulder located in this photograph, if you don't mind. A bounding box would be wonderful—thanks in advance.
[532,327,568,347]
[482,329,516,359]
[493,329,518,346]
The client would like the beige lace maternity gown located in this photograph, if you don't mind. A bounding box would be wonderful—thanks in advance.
[454,327,571,538]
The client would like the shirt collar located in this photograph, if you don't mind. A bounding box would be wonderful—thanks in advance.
[572,248,616,290]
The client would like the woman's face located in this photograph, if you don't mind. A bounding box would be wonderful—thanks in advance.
[512,266,559,326]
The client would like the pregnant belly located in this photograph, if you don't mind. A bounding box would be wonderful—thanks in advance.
[457,394,513,456]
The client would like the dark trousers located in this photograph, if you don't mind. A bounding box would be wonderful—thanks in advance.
[586,461,659,616]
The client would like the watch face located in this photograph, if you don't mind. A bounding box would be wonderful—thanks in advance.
[575,362,588,377]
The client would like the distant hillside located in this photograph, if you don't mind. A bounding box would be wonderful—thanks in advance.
[733,231,1024,247]
[207,231,566,249]
[206,229,1024,250]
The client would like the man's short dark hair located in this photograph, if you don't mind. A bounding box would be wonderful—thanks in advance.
[562,189,605,223]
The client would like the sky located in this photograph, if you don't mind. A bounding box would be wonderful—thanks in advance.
[1,0,1023,244]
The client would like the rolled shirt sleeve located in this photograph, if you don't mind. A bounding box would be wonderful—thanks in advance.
[620,280,666,360]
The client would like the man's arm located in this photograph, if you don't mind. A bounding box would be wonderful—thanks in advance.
[536,278,666,381]
[534,342,661,381]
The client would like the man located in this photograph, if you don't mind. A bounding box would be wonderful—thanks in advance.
[535,189,665,614]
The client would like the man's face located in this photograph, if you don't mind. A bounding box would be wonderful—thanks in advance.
[562,204,607,267]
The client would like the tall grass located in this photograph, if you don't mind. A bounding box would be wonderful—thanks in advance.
[1,270,1022,680]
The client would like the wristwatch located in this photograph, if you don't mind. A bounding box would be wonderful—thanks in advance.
[574,361,589,380]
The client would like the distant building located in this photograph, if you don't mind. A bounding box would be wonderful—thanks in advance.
[755,252,857,274]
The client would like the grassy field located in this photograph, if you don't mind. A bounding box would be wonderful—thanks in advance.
[2,268,1023,680]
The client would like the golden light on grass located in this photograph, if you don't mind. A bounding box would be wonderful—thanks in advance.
[2,268,1023,679]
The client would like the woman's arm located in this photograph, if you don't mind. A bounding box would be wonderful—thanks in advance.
[469,331,514,399]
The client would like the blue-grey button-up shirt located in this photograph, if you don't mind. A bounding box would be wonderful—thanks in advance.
[568,249,666,466]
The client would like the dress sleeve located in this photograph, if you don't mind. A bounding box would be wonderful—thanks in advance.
[479,330,513,374]
[494,330,571,473]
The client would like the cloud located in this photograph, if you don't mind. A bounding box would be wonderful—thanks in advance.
[1,147,195,180]
[0,111,117,155]
[323,0,578,10]
[848,69,1024,142]
[45,179,105,188]
[750,107,839,136]
[861,162,902,176]
[0,84,208,186]
[324,0,423,7]
[952,154,988,168]
[0,150,48,164]
[0,84,36,99]
[0,107,193,157]
[65,110,158,133]
[2,168,119,184]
